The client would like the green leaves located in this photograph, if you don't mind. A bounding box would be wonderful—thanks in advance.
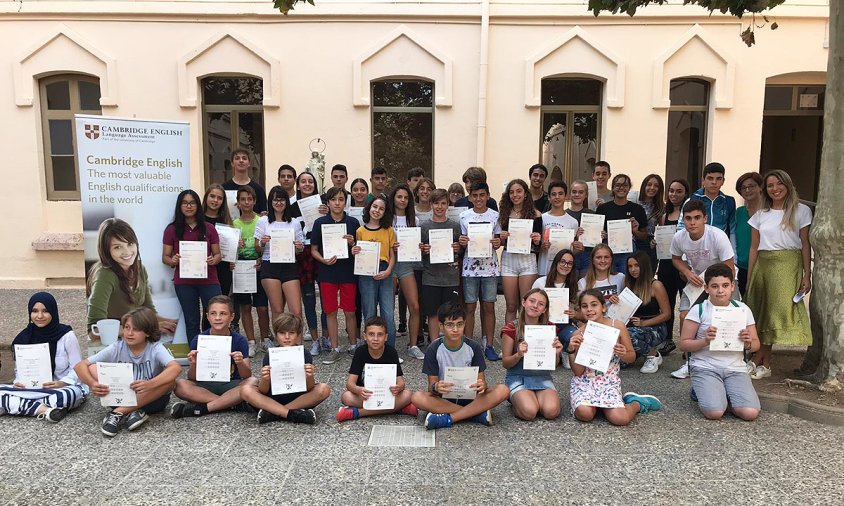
[272,0,312,15]
[588,0,786,18]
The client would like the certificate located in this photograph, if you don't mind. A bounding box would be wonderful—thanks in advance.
[442,366,479,400]
[396,227,422,262]
[225,190,240,220]
[506,219,533,254]
[655,225,677,260]
[574,320,620,374]
[710,306,746,352]
[606,287,643,324]
[545,287,570,324]
[269,228,295,263]
[628,190,640,204]
[428,228,454,264]
[683,277,706,307]
[466,222,493,259]
[348,207,365,226]
[523,325,557,371]
[446,206,468,222]
[354,241,381,276]
[363,363,397,410]
[547,228,575,261]
[268,346,307,395]
[196,335,232,382]
[297,194,324,232]
[232,260,257,293]
[580,213,605,248]
[586,181,598,210]
[14,343,52,388]
[215,224,241,263]
[321,223,349,260]
[607,219,633,254]
[179,241,208,279]
[97,362,137,407]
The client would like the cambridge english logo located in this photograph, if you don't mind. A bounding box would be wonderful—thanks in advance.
[84,124,100,140]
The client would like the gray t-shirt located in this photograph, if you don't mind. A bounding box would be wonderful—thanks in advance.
[422,337,487,380]
[88,341,175,381]
[421,219,462,287]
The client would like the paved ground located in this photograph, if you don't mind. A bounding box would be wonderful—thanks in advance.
[1,289,843,505]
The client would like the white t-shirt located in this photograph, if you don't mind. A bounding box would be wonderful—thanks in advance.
[532,276,568,290]
[577,273,625,304]
[254,216,306,262]
[415,208,433,225]
[394,215,408,229]
[538,212,580,276]
[14,330,83,386]
[748,204,812,251]
[687,299,755,373]
[670,225,734,275]
[459,208,502,277]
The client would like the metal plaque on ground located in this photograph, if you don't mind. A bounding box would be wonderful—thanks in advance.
[367,425,435,447]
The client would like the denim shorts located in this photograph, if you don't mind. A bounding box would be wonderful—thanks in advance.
[463,276,498,303]
[500,251,538,277]
[393,261,415,279]
[506,373,556,397]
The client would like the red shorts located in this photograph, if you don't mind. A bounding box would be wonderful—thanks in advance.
[319,282,356,313]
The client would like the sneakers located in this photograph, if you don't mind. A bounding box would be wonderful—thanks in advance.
[640,352,663,374]
[347,343,360,355]
[257,409,282,425]
[126,410,149,431]
[320,337,332,352]
[170,402,203,419]
[287,408,317,425]
[560,352,571,370]
[407,346,425,360]
[101,411,125,437]
[248,341,257,358]
[38,406,68,423]
[424,412,453,430]
[657,340,676,356]
[484,345,502,362]
[399,357,405,364]
[751,365,772,380]
[670,363,690,379]
[262,338,274,351]
[623,392,663,414]
[397,323,408,336]
[321,349,342,365]
[746,361,758,376]
[309,340,321,356]
[336,406,359,422]
[400,403,419,417]
[470,410,493,426]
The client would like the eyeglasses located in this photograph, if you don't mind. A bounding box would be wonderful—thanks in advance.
[443,321,465,330]
[181,201,197,207]
[558,260,575,267]
[613,184,630,189]
[740,185,758,192]
[272,198,286,203]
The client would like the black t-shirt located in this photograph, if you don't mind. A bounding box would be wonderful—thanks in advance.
[533,193,550,214]
[349,344,404,386]
[224,179,268,215]
[595,200,647,231]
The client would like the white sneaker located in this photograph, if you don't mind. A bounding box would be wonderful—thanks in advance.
[399,357,405,364]
[309,340,321,356]
[751,365,771,380]
[640,353,663,374]
[347,343,359,355]
[746,361,757,375]
[248,341,256,358]
[408,346,425,360]
[670,363,689,379]
[560,352,571,370]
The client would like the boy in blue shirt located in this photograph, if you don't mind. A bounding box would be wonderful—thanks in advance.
[678,162,737,247]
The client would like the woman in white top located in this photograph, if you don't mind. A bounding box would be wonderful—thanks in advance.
[414,177,435,225]
[577,244,625,305]
[745,170,813,379]
[1,292,88,422]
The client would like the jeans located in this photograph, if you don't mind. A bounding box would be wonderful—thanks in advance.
[359,261,396,347]
[174,283,222,343]
[556,323,578,350]
[302,281,328,333]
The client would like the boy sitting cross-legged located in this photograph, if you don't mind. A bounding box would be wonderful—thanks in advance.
[411,301,509,429]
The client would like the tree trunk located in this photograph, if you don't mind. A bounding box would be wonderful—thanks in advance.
[803,1,844,390]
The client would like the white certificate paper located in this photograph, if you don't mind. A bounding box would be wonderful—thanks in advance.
[655,225,677,260]
[628,190,640,204]
[321,223,349,260]
[179,241,208,279]
[683,277,706,307]
[269,346,307,395]
[97,362,137,407]
[225,190,240,220]
[442,366,479,400]
[269,228,295,263]
[297,194,324,232]
[428,228,454,264]
[354,241,381,276]
[232,260,257,293]
[606,287,643,324]
[396,227,422,262]
[710,306,746,352]
[523,325,557,371]
[575,320,620,374]
[446,206,468,222]
[507,219,533,254]
[607,219,633,254]
[580,214,605,248]
[547,228,575,261]
[467,222,493,259]
[14,343,53,388]
[215,224,241,263]
[196,335,232,382]
[348,207,365,227]
[363,363,397,410]
[586,181,598,210]
[545,287,570,324]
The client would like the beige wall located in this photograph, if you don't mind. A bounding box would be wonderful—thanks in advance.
[0,0,829,287]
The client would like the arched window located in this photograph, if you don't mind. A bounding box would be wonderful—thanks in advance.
[665,78,709,185]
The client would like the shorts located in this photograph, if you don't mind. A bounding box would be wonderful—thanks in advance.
[463,276,498,304]
[141,393,171,414]
[690,367,760,412]
[319,282,356,313]
[269,390,306,406]
[196,380,242,397]
[506,373,556,397]
[500,251,538,277]
[393,262,415,279]
[233,272,269,307]
[421,285,460,317]
[260,261,299,283]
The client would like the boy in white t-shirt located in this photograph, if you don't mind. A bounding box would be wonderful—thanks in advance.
[679,263,760,421]
[538,181,582,276]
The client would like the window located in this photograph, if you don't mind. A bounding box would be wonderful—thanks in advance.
[665,78,709,185]
[540,78,601,188]
[39,75,101,200]
[202,76,265,185]
[371,80,434,185]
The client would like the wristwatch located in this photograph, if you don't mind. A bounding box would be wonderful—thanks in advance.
[431,382,438,394]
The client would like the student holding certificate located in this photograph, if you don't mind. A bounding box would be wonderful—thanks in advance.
[170,296,253,419]
[538,181,583,276]
[567,290,662,426]
[500,289,563,421]
[390,184,423,359]
[239,313,330,424]
[75,307,181,437]
[532,249,581,366]
[336,317,416,422]
[577,244,625,306]
[203,184,239,332]
[596,174,648,275]
[162,189,223,344]
[565,180,598,276]
[420,189,462,345]
[591,161,614,207]
[622,252,671,374]
[634,174,665,270]
[1,293,88,422]
[411,302,509,430]
[679,264,760,421]
[498,179,543,324]
[232,185,270,357]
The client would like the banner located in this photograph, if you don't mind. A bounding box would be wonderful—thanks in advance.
[76,115,191,359]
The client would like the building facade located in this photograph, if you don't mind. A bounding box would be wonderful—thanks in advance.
[0,0,829,287]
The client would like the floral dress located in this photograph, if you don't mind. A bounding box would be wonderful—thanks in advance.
[569,327,624,410]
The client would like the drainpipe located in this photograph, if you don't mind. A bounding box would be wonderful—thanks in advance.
[475,0,490,167]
